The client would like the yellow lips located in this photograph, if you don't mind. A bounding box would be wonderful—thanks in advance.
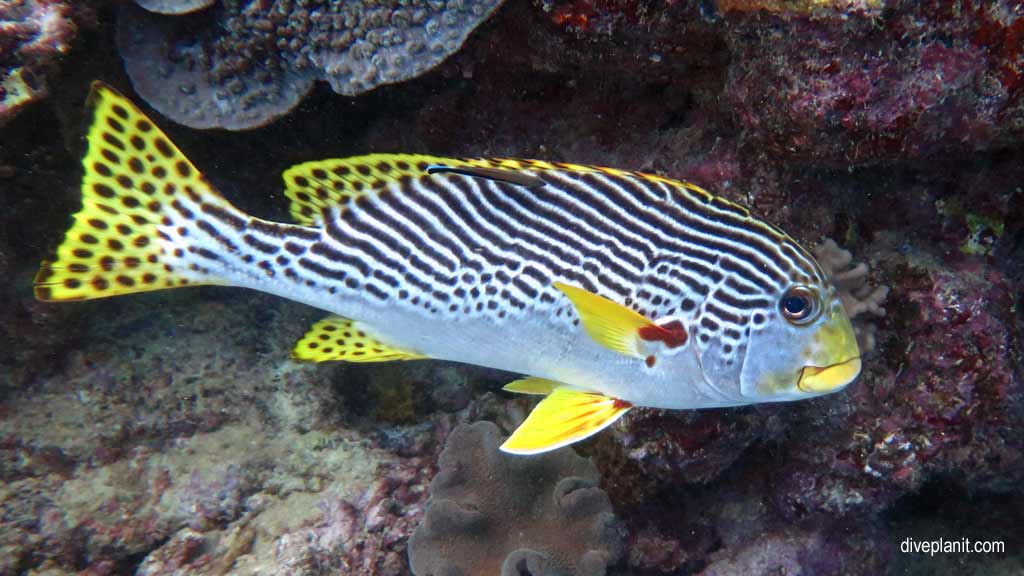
[798,357,862,392]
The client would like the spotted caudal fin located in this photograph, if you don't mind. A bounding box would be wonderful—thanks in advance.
[500,387,632,455]
[34,82,250,302]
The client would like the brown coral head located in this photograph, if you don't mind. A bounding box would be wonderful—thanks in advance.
[134,0,215,15]
[409,421,622,576]
[502,549,552,576]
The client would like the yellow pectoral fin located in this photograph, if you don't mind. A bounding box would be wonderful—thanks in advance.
[292,316,427,363]
[502,377,562,396]
[553,282,653,358]
[500,387,632,455]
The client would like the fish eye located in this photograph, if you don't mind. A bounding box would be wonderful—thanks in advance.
[780,285,820,325]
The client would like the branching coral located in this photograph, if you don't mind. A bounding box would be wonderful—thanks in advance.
[409,421,622,576]
[814,238,888,353]
[117,0,506,129]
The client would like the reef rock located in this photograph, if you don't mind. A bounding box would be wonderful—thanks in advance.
[0,0,77,125]
[772,249,1023,521]
[116,0,506,129]
[409,421,622,576]
[723,1,1024,165]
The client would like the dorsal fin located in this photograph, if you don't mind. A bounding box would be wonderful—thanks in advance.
[282,154,469,225]
[281,154,747,226]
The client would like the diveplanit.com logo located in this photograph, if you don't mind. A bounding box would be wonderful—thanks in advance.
[900,537,1005,556]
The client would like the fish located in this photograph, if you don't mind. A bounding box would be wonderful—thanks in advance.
[34,82,862,455]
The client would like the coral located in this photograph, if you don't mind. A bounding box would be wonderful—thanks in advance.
[0,67,44,121]
[116,0,506,129]
[0,0,76,124]
[409,421,622,576]
[135,0,215,15]
[814,238,888,352]
[723,2,1024,165]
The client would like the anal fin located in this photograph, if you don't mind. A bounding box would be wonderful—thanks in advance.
[292,315,427,363]
[500,387,632,455]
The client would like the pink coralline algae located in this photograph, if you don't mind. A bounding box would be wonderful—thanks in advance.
[0,0,77,124]
[723,1,1024,165]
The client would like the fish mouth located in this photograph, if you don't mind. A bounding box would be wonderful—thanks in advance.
[798,357,862,393]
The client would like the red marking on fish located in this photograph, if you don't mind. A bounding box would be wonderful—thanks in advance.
[645,355,656,368]
[638,319,688,348]
[566,408,601,423]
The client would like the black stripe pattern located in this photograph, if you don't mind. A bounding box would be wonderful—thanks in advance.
[173,158,829,366]
[300,165,827,351]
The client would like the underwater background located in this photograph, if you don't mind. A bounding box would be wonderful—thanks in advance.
[1,0,1022,574]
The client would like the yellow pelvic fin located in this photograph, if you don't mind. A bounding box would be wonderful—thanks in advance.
[34,81,235,302]
[553,282,655,358]
[499,387,632,455]
[502,377,562,396]
[292,315,428,363]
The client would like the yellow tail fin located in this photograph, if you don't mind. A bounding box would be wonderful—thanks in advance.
[34,82,239,302]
